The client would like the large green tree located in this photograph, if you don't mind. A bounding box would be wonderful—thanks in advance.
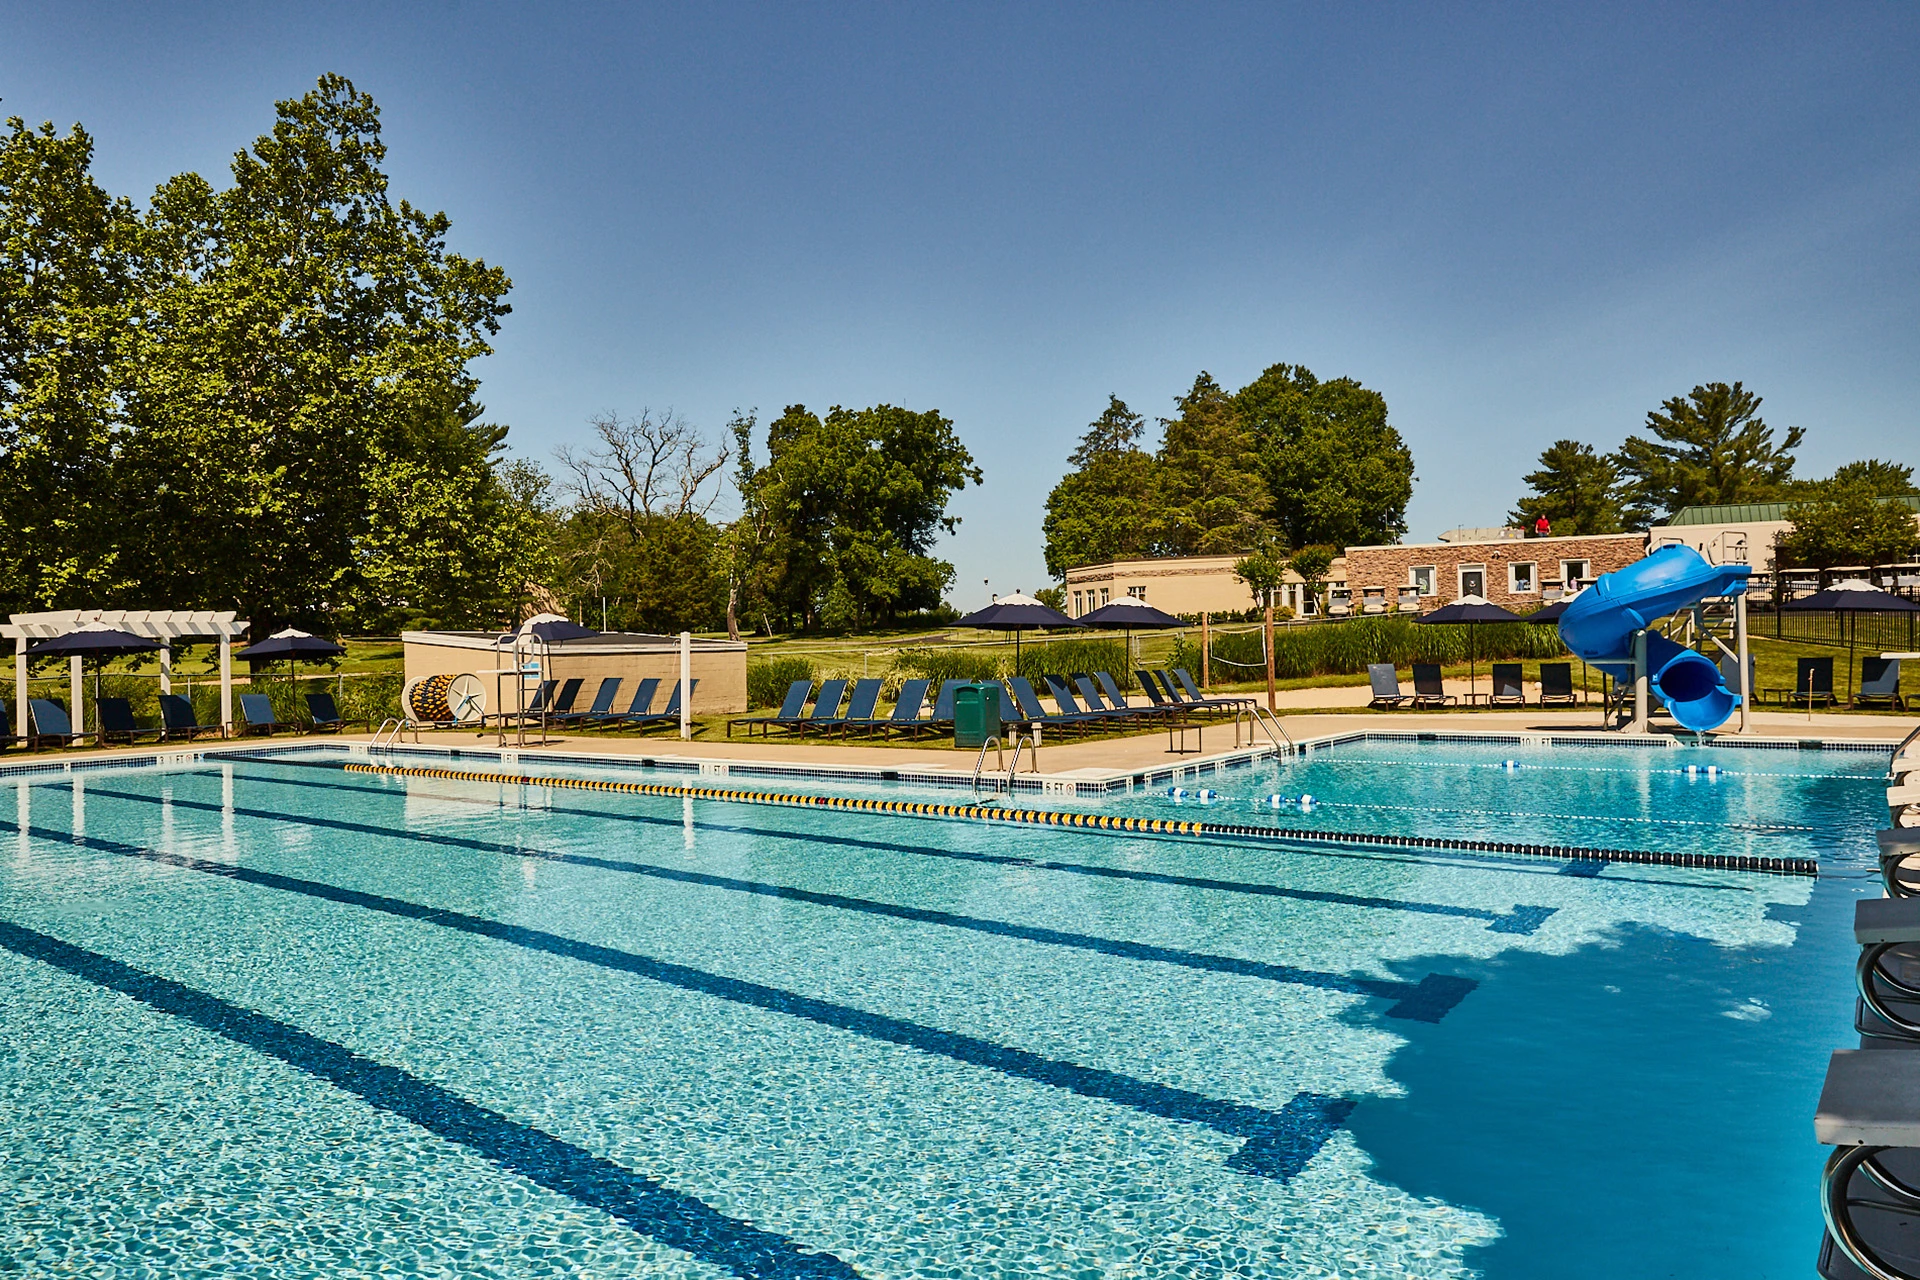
[1615,381,1802,520]
[116,76,513,634]
[1157,372,1270,555]
[0,119,138,610]
[1776,481,1920,571]
[1822,459,1919,497]
[1507,439,1643,534]
[1234,362,1414,549]
[743,403,979,630]
[1040,395,1157,577]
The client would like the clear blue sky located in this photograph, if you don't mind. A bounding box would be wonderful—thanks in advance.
[6,3,1916,609]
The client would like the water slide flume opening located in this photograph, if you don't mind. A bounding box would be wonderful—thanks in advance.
[1557,545,1750,733]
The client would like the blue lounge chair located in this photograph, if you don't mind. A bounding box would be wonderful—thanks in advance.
[1173,668,1255,714]
[96,697,164,745]
[1135,669,1176,710]
[159,694,222,741]
[1004,676,1102,736]
[486,679,557,726]
[592,678,660,727]
[1769,657,1835,708]
[793,679,847,735]
[1538,662,1578,706]
[1368,664,1410,709]
[1859,658,1906,711]
[554,677,621,725]
[619,679,697,732]
[542,678,587,723]
[730,680,811,738]
[305,691,361,732]
[28,698,87,748]
[1411,663,1455,708]
[1046,674,1133,727]
[1074,674,1159,725]
[901,679,963,739]
[239,693,287,736]
[857,678,930,737]
[1489,663,1526,707]
[810,679,882,737]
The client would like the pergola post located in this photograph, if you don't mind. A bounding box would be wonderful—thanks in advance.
[13,638,25,734]
[69,654,84,736]
[219,633,234,734]
[159,644,172,695]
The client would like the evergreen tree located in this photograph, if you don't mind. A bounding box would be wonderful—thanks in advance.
[1507,439,1642,534]
[1615,382,1802,519]
[1041,395,1157,577]
[1157,373,1270,555]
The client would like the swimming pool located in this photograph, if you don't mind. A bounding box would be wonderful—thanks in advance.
[0,738,1890,1277]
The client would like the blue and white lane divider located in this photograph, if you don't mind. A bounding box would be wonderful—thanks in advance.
[344,763,1817,877]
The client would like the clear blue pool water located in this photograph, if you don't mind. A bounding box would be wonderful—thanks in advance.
[0,740,1891,1277]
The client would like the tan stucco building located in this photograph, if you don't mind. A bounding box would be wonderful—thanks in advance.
[403,630,748,717]
[1062,554,1346,618]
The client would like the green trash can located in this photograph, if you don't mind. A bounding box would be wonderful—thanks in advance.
[952,681,1002,749]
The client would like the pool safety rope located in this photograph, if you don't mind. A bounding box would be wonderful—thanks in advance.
[341,762,1819,877]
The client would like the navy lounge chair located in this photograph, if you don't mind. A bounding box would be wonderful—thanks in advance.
[486,679,557,726]
[1135,669,1176,709]
[902,679,963,739]
[808,679,881,736]
[554,677,621,725]
[619,679,697,731]
[159,694,222,741]
[1368,664,1410,709]
[792,678,847,735]
[96,697,164,745]
[541,678,587,723]
[305,691,361,732]
[1410,663,1455,708]
[28,698,87,748]
[1004,676,1102,736]
[1538,662,1578,706]
[1769,657,1835,708]
[856,678,931,737]
[1489,663,1526,707]
[239,693,287,736]
[730,679,811,738]
[591,677,661,728]
[1858,658,1906,711]
[1173,668,1255,714]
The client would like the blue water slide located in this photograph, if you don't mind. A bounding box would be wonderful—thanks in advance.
[1557,544,1752,732]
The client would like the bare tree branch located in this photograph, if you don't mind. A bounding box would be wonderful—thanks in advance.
[555,410,729,528]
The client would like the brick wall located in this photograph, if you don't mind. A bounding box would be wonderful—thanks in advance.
[1343,533,1646,610]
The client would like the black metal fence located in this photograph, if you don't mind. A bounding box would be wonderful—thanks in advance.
[1763,608,1919,652]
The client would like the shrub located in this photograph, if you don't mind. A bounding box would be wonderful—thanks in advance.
[896,647,1001,685]
[747,656,815,709]
[1169,615,1569,680]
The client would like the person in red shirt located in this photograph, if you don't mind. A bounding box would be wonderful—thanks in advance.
[1534,515,1551,537]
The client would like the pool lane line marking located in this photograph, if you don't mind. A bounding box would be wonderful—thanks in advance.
[65,785,1479,1013]
[1301,798,1815,833]
[224,765,1560,935]
[1300,756,1881,782]
[3,823,1359,1183]
[0,917,860,1279]
[338,761,1821,878]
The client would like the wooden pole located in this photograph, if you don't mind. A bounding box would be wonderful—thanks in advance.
[1201,611,1210,689]
[1264,596,1276,712]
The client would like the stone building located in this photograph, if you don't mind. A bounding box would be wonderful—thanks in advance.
[1062,554,1347,618]
[1340,531,1646,612]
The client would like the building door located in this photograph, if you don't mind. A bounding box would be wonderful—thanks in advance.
[1459,566,1486,598]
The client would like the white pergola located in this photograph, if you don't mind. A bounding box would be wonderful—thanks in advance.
[0,609,249,736]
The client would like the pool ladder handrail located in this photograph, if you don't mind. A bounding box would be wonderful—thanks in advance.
[369,718,419,751]
[972,728,1040,798]
[1248,702,1294,754]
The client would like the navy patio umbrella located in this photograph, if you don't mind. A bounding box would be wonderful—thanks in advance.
[235,627,348,692]
[1077,596,1186,683]
[1415,595,1525,699]
[953,593,1081,667]
[1782,579,1920,701]
[26,623,164,710]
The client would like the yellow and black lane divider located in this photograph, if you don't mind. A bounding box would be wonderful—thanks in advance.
[343,761,1205,835]
[339,759,1821,876]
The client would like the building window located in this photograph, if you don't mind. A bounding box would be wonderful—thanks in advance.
[1409,566,1435,596]
[1459,565,1486,598]
[1071,591,1083,616]
[1509,562,1536,593]
[1100,588,1110,606]
[1127,586,1146,599]
[1561,559,1590,587]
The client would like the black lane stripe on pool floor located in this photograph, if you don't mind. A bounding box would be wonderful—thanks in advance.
[0,917,858,1280]
[69,784,1477,1017]
[337,760,1821,877]
[7,818,1358,1183]
[221,764,1560,934]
